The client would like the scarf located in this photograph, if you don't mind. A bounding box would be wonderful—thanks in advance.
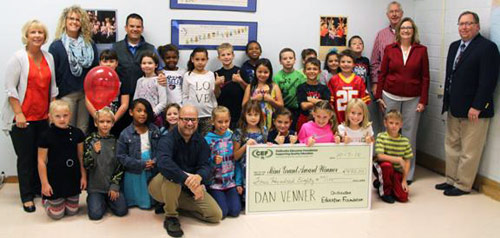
[61,33,94,77]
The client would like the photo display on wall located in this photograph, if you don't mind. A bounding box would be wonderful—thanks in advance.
[87,10,117,44]
[170,0,257,12]
[171,20,258,50]
[86,9,117,52]
[320,16,348,60]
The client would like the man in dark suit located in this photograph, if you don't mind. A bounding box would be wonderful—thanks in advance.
[436,11,500,196]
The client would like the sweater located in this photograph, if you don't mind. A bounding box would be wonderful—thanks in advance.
[156,126,211,185]
[48,39,99,97]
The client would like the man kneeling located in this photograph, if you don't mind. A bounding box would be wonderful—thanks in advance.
[149,105,222,237]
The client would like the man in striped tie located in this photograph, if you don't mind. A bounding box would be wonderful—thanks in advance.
[438,11,500,196]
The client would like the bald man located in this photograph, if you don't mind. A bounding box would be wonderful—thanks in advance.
[149,105,222,237]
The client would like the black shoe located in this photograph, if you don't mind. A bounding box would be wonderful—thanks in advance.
[23,204,36,213]
[444,188,470,196]
[154,203,165,214]
[435,182,454,190]
[164,217,183,237]
[406,180,413,185]
[373,180,380,189]
[380,195,395,204]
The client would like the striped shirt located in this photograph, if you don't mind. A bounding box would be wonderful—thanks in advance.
[370,26,396,84]
[375,131,413,171]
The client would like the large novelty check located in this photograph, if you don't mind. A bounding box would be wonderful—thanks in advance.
[246,144,372,214]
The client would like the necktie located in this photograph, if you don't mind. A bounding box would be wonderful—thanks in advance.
[447,43,466,96]
[453,43,466,70]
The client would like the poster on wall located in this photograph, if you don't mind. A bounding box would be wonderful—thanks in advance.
[171,20,258,50]
[319,16,348,60]
[86,9,117,52]
[170,0,257,12]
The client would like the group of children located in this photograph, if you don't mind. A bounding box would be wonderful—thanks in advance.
[36,35,414,221]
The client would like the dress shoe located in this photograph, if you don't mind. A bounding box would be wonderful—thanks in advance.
[444,188,470,196]
[380,195,395,204]
[164,217,183,237]
[435,182,454,190]
[23,204,36,213]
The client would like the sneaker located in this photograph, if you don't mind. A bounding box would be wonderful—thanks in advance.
[435,182,454,190]
[164,217,183,237]
[406,180,413,185]
[380,195,395,204]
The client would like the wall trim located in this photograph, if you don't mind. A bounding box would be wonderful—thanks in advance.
[417,151,500,201]
[4,176,18,183]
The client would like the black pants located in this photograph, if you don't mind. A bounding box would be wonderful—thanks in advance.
[10,120,49,203]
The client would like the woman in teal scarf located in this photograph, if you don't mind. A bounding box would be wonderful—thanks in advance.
[49,5,98,135]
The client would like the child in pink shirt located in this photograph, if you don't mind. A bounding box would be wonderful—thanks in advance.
[298,100,340,146]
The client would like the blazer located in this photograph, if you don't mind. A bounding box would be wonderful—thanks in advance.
[375,42,430,105]
[442,34,500,118]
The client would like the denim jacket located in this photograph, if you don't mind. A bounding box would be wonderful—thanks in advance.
[116,123,161,174]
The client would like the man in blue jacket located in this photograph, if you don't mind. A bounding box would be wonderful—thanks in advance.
[149,105,222,237]
[436,11,500,196]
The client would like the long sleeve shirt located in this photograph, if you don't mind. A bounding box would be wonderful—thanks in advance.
[156,126,211,185]
[370,26,396,84]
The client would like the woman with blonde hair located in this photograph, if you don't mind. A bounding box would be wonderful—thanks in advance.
[375,17,430,183]
[1,19,59,212]
[49,5,98,134]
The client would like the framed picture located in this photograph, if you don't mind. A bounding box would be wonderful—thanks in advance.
[86,9,117,52]
[171,20,258,50]
[86,9,117,44]
[319,16,348,60]
[170,0,257,12]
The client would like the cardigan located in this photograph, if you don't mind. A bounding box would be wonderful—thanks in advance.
[1,49,58,132]
[48,39,99,97]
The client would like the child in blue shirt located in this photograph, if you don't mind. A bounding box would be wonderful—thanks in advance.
[205,106,240,217]
[117,98,161,209]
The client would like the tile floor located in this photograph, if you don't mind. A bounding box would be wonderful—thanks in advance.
[1,166,499,238]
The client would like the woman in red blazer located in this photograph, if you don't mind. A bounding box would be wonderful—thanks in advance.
[375,17,430,183]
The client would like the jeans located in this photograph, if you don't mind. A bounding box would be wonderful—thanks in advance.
[208,187,241,218]
[87,192,128,220]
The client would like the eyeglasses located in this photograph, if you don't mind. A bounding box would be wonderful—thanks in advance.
[400,26,414,30]
[66,17,81,23]
[458,22,476,27]
[179,117,198,123]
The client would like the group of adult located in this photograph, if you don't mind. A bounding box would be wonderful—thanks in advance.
[369,1,499,197]
[1,5,218,236]
[2,1,499,236]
